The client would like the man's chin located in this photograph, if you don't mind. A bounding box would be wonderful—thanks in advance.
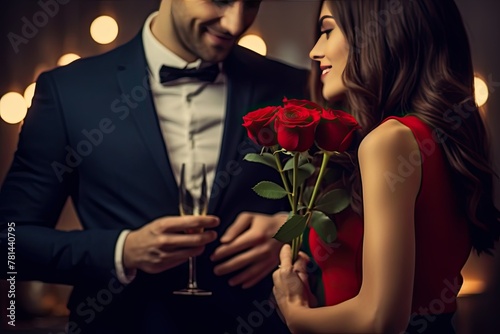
[202,49,232,63]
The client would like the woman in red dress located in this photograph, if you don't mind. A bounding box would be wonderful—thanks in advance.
[272,0,500,333]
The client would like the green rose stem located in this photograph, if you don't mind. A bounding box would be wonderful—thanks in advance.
[290,151,333,261]
[291,153,301,261]
[273,149,303,261]
[291,231,304,262]
[272,148,293,207]
[307,151,333,212]
[292,153,300,214]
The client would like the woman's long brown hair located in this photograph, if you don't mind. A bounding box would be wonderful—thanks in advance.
[314,0,500,254]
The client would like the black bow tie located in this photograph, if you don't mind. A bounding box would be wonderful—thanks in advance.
[159,64,219,84]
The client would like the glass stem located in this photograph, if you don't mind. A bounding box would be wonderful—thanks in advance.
[188,256,198,289]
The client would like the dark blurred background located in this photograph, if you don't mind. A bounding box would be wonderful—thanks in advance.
[0,0,499,333]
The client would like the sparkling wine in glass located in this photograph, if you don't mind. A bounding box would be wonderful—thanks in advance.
[173,162,212,296]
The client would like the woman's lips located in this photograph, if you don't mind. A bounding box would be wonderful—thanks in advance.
[321,68,332,80]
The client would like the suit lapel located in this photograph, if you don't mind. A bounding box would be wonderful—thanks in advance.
[208,50,254,214]
[115,33,178,203]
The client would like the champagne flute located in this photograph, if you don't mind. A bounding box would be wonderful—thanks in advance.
[173,162,212,296]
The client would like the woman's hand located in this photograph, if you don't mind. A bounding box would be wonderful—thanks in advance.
[272,244,313,321]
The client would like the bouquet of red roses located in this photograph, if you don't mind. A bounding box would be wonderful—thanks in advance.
[242,98,361,260]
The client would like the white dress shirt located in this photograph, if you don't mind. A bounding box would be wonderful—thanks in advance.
[115,12,227,284]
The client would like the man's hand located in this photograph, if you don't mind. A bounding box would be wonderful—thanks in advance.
[123,215,219,274]
[210,212,287,289]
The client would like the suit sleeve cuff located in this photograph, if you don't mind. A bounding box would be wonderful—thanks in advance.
[115,230,136,285]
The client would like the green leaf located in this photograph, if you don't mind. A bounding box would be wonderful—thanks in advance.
[283,154,309,171]
[310,211,337,245]
[252,181,288,199]
[298,162,315,176]
[244,153,278,171]
[301,186,314,205]
[299,166,315,186]
[273,214,308,243]
[287,169,315,189]
[314,189,350,214]
[283,157,295,171]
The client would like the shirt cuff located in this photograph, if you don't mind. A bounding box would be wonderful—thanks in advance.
[115,229,136,285]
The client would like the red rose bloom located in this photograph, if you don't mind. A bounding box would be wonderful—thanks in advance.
[275,104,321,152]
[315,108,360,152]
[242,106,280,147]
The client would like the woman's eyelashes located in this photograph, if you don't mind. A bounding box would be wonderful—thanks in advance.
[321,28,333,39]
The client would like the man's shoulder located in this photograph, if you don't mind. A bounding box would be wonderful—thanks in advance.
[227,46,309,101]
[40,33,141,81]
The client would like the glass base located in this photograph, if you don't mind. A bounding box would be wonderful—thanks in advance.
[173,288,212,296]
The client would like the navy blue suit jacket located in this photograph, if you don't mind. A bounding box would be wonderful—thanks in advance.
[0,32,308,333]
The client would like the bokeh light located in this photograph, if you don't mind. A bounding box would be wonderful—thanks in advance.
[238,34,267,56]
[0,92,28,124]
[474,76,489,107]
[24,83,36,108]
[58,53,81,66]
[90,15,119,44]
[458,279,486,297]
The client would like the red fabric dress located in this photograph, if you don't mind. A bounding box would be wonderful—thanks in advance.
[308,115,472,317]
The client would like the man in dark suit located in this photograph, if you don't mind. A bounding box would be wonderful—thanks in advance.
[0,0,308,333]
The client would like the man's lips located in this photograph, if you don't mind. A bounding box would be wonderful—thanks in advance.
[205,27,234,45]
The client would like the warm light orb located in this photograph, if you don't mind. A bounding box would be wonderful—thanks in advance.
[458,279,486,297]
[238,34,267,56]
[90,16,119,44]
[24,83,36,108]
[0,92,28,124]
[474,76,489,107]
[58,53,81,66]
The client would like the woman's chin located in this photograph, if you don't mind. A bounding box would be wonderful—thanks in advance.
[323,91,346,104]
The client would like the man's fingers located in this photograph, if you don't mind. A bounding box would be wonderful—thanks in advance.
[157,230,218,250]
[151,246,205,272]
[126,215,220,274]
[213,248,255,276]
[211,230,261,261]
[219,212,252,243]
[213,249,276,288]
[155,215,220,233]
